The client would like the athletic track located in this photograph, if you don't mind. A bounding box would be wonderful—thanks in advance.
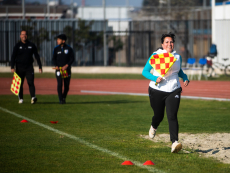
[1,78,230,100]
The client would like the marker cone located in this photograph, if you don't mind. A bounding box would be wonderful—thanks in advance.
[20,119,28,123]
[143,160,155,165]
[50,121,58,124]
[121,161,134,165]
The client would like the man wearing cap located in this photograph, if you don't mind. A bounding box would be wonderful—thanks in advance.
[52,34,74,104]
[11,30,42,104]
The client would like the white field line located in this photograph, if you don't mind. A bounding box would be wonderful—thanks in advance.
[0,106,165,173]
[81,90,230,101]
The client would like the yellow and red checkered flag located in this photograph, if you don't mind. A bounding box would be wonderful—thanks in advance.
[149,52,177,85]
[59,67,68,78]
[10,72,21,96]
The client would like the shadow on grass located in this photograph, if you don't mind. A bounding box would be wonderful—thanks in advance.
[195,147,230,154]
[38,100,146,105]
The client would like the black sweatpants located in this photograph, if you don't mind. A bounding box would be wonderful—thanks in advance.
[55,70,71,102]
[16,65,35,100]
[148,86,182,143]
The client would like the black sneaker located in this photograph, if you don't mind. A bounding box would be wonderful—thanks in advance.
[31,97,37,104]
[63,98,66,104]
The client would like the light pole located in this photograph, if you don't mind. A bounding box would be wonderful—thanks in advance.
[22,0,25,19]
[71,0,73,18]
[103,0,107,66]
[47,0,50,19]
[212,0,216,44]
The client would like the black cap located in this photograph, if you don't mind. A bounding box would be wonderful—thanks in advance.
[56,34,67,41]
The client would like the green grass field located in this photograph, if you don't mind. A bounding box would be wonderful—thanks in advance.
[1,94,230,173]
[1,72,230,80]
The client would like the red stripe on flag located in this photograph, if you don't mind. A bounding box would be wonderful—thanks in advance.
[155,64,160,70]
[163,53,169,57]
[153,54,159,59]
[160,58,165,64]
[170,57,174,62]
[150,59,155,64]
[165,63,169,68]
[161,69,166,75]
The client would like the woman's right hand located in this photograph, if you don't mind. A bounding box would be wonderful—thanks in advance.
[156,77,163,83]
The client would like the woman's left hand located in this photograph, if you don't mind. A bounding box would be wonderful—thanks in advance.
[184,80,189,87]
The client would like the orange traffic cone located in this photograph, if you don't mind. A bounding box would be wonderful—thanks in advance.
[121,161,134,165]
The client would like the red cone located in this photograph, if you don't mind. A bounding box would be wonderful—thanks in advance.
[121,161,134,165]
[143,160,155,165]
[20,119,28,123]
[50,121,58,124]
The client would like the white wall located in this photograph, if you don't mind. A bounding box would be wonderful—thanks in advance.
[215,3,230,19]
[77,7,130,20]
[214,3,230,63]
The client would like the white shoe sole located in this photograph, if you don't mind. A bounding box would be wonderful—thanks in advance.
[149,126,156,139]
[171,143,182,153]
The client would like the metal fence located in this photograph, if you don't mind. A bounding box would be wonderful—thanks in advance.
[0,19,211,67]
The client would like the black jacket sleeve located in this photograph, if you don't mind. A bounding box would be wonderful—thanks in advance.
[52,47,57,67]
[68,48,74,67]
[11,44,18,69]
[33,44,42,69]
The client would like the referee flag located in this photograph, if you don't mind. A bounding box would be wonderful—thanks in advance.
[149,52,177,85]
[10,72,21,96]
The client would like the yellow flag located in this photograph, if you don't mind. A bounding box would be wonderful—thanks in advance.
[10,72,21,96]
[149,52,177,85]
[149,52,177,77]
[59,67,69,78]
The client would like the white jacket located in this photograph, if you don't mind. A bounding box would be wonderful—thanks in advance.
[149,49,181,92]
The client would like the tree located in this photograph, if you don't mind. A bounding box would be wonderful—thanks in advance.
[141,0,204,20]
[142,0,159,7]
[108,35,123,65]
[51,19,104,66]
[142,0,202,7]
[20,19,50,52]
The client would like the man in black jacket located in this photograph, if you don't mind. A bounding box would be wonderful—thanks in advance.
[11,30,42,104]
[52,34,74,104]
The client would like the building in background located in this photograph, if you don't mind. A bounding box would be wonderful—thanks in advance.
[213,1,230,64]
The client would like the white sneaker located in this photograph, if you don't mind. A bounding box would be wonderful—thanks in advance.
[149,125,156,139]
[171,141,182,153]
[19,99,23,104]
[31,97,37,104]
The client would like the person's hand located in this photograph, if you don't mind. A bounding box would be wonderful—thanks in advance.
[184,80,189,87]
[156,77,163,83]
[39,68,42,73]
[11,69,15,73]
[62,64,68,71]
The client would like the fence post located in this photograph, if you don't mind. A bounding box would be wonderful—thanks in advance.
[148,31,151,56]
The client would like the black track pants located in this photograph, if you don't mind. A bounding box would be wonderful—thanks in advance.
[55,70,71,101]
[16,65,35,100]
[148,86,182,143]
